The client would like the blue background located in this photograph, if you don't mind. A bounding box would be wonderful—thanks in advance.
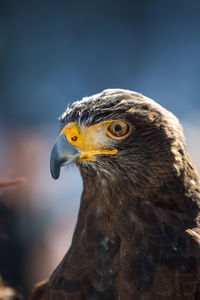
[0,0,200,126]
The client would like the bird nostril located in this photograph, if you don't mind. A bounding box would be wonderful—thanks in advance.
[71,136,78,141]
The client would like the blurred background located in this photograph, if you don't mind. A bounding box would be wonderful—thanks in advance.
[0,0,200,297]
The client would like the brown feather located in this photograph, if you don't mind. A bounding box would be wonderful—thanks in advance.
[30,89,200,299]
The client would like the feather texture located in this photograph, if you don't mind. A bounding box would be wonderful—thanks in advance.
[29,89,200,299]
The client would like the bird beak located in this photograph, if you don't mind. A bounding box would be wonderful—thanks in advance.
[50,134,80,179]
[50,121,118,179]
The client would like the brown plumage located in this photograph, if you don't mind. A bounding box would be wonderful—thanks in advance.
[30,89,200,299]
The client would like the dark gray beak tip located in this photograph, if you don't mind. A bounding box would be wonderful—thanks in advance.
[50,134,79,180]
[50,151,63,180]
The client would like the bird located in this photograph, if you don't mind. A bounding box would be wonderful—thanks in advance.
[29,89,200,299]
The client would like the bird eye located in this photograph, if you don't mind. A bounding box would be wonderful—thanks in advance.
[106,121,131,138]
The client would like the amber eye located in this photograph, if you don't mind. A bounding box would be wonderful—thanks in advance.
[107,121,131,138]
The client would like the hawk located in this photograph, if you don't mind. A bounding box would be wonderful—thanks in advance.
[30,89,200,299]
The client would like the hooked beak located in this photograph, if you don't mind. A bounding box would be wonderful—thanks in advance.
[50,134,79,180]
[50,121,119,180]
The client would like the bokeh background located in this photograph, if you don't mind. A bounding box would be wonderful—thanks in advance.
[0,0,200,297]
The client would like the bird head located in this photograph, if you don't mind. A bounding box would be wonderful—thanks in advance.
[50,89,189,197]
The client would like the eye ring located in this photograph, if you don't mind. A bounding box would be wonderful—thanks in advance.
[106,120,131,139]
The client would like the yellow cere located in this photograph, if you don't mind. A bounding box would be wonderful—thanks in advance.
[60,121,118,161]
